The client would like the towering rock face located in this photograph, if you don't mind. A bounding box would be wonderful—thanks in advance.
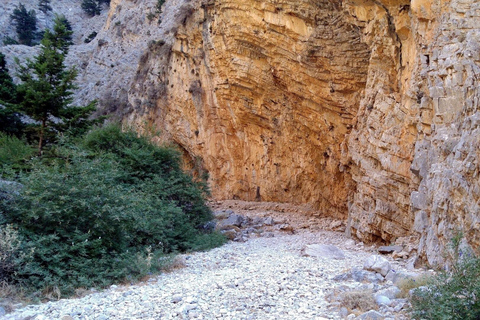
[127,0,371,218]
[1,0,479,265]
[343,0,419,245]
[344,0,480,265]
[408,0,480,265]
[123,0,480,264]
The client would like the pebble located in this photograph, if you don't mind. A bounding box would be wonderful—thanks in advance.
[3,226,412,320]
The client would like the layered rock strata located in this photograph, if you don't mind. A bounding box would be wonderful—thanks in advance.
[1,0,479,265]
[127,0,371,219]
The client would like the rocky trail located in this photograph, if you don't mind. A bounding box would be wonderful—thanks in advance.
[3,201,420,320]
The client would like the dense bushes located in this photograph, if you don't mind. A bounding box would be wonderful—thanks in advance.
[0,124,225,296]
[410,236,480,319]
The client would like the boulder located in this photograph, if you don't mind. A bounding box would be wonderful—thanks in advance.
[303,244,345,260]
[217,214,245,230]
[263,216,274,226]
[377,245,403,254]
[374,295,391,306]
[351,268,384,283]
[356,310,385,320]
[364,255,391,276]
[375,286,400,300]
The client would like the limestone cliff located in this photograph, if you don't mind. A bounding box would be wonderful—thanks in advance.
[1,0,479,265]
[124,0,480,265]
[344,0,480,265]
[127,0,370,219]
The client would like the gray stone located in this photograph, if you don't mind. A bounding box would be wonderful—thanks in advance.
[375,286,400,300]
[353,269,384,283]
[411,190,427,211]
[377,246,403,254]
[333,267,383,283]
[356,310,385,320]
[364,255,391,276]
[178,303,197,313]
[339,307,349,318]
[212,210,230,219]
[0,307,6,317]
[252,217,264,226]
[303,244,345,260]
[332,272,350,281]
[375,295,391,306]
[171,294,183,303]
[345,239,356,247]
[406,255,420,270]
[263,217,274,226]
[413,210,428,232]
[218,214,245,228]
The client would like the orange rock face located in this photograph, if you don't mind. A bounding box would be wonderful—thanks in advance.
[123,0,480,264]
[127,0,370,218]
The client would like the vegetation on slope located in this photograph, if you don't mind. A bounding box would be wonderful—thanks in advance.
[409,234,480,319]
[0,13,224,300]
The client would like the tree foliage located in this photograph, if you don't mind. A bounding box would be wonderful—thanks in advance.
[0,53,16,104]
[81,0,101,17]
[38,0,52,14]
[15,16,95,154]
[0,53,24,137]
[0,125,224,295]
[10,4,38,46]
[81,0,111,16]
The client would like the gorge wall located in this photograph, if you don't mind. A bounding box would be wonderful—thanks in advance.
[123,0,480,265]
[1,0,479,266]
[126,0,371,219]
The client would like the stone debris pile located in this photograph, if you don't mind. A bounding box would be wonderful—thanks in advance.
[4,205,422,320]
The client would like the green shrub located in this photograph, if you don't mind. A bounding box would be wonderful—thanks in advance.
[0,125,224,295]
[0,225,25,282]
[81,0,100,16]
[84,31,97,43]
[3,37,19,45]
[410,237,480,319]
[0,133,35,172]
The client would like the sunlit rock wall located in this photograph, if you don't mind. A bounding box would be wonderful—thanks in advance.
[126,0,371,218]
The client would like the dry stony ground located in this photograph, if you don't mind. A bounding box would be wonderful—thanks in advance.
[3,201,418,320]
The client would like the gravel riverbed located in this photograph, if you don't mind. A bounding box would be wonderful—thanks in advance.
[3,202,414,320]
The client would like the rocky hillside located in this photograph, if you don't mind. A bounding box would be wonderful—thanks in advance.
[1,0,479,267]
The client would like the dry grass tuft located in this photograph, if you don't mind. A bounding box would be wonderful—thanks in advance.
[339,289,377,314]
[396,273,433,298]
[162,255,187,273]
[0,280,28,313]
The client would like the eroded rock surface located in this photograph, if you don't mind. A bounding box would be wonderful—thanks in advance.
[1,0,479,264]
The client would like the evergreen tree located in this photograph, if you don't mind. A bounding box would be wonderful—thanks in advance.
[0,53,24,137]
[0,53,16,104]
[47,15,74,53]
[38,0,52,14]
[81,0,100,16]
[10,4,38,46]
[15,18,96,154]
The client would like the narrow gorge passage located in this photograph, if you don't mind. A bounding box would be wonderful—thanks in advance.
[5,202,414,320]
